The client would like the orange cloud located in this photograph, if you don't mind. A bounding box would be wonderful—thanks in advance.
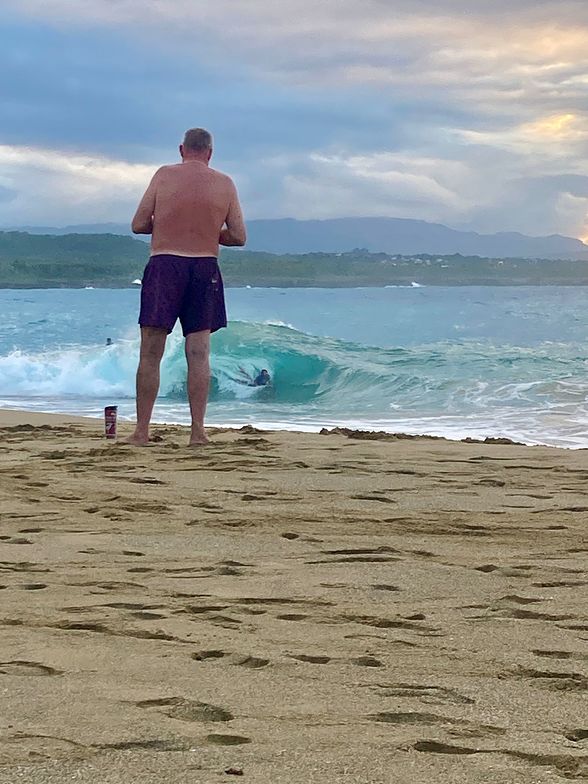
[523,114,582,138]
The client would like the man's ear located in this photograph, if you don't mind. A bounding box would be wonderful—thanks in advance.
[207,148,213,162]
[179,144,184,160]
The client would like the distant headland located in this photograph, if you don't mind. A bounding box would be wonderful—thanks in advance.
[2,229,588,288]
[6,216,588,260]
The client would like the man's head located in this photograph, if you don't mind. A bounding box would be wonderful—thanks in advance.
[180,128,213,163]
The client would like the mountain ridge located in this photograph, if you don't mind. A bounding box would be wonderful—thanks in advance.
[3,231,588,287]
[4,217,587,259]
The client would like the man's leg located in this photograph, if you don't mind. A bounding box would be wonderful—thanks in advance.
[185,330,211,445]
[126,326,168,445]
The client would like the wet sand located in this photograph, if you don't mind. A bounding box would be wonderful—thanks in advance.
[0,410,586,783]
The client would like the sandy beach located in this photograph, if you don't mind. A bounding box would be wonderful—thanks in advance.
[0,409,586,783]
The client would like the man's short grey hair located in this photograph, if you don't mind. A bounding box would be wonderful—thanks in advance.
[183,128,213,152]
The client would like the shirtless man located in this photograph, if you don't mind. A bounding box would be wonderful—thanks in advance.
[127,127,246,446]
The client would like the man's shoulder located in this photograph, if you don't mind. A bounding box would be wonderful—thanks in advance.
[147,164,178,184]
[156,163,181,176]
[156,163,236,191]
[208,167,236,187]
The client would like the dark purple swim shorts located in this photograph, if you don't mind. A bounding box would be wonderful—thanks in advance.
[139,254,227,336]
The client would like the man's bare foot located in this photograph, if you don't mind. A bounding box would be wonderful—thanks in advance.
[189,426,209,446]
[121,431,152,446]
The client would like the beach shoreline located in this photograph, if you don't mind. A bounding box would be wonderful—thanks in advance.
[0,406,572,451]
[0,408,586,783]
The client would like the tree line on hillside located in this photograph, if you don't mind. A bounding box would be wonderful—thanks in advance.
[1,231,588,287]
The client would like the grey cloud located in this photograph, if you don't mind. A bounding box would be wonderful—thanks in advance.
[457,174,588,237]
[7,1,588,122]
[3,1,588,238]
[531,175,588,198]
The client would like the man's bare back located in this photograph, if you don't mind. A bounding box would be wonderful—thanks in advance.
[132,158,246,258]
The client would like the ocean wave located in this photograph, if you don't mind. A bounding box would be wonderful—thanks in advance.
[1,321,587,418]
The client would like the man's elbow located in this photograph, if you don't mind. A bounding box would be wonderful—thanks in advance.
[221,227,246,247]
[131,217,153,234]
[232,225,247,246]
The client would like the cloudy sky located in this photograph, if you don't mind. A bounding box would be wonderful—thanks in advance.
[1,0,588,238]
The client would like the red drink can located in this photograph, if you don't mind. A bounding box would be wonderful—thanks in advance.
[104,406,118,439]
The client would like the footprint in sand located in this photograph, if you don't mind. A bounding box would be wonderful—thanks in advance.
[565,729,588,742]
[128,477,167,485]
[192,650,226,662]
[372,712,505,737]
[350,494,396,504]
[324,547,399,556]
[131,611,168,620]
[73,580,146,591]
[411,741,588,779]
[101,602,164,611]
[0,661,61,676]
[353,656,384,667]
[119,502,170,514]
[533,579,587,588]
[307,554,399,564]
[0,561,50,573]
[343,613,437,633]
[532,649,588,662]
[288,654,331,665]
[205,734,251,746]
[135,697,233,723]
[411,740,481,755]
[0,734,88,763]
[473,564,534,577]
[96,738,189,752]
[510,666,588,692]
[495,608,574,621]
[276,613,309,622]
[371,683,475,705]
[0,537,33,545]
[191,650,269,668]
[230,655,270,669]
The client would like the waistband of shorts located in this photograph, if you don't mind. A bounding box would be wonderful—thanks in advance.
[149,254,218,263]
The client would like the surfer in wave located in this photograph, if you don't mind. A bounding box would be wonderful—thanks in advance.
[238,367,272,387]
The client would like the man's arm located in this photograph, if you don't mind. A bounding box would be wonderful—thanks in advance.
[131,171,159,235]
[219,181,246,247]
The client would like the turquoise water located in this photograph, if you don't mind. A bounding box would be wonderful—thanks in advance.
[1,286,587,447]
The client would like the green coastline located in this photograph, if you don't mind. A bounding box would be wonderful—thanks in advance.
[2,230,588,287]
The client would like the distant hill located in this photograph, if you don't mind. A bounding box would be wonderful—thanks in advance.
[5,217,587,259]
[0,231,147,287]
[6,222,137,237]
[245,218,588,259]
[3,230,588,288]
